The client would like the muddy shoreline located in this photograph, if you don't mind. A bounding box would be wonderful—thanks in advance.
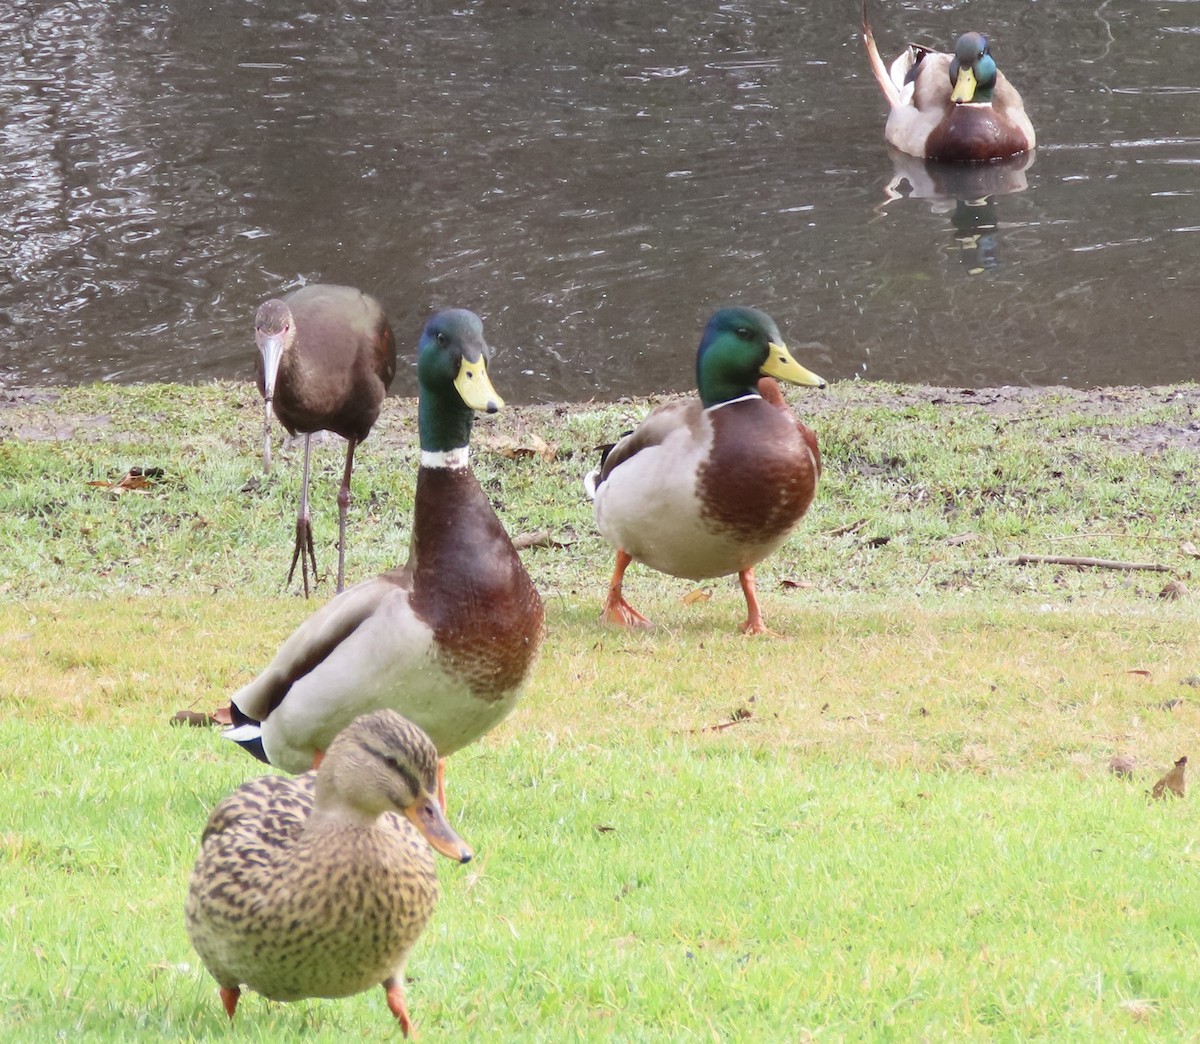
[4,381,1199,457]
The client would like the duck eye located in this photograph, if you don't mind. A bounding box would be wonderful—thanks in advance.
[735,327,752,340]
[436,332,449,347]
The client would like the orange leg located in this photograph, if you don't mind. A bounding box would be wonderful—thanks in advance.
[436,758,447,814]
[384,976,415,1038]
[311,749,325,770]
[601,548,654,630]
[738,568,774,636]
[220,985,240,1019]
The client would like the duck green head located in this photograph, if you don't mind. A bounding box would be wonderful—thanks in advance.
[695,307,826,409]
[416,309,504,453]
[949,32,998,103]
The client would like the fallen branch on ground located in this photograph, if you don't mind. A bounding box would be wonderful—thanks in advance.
[1010,554,1169,572]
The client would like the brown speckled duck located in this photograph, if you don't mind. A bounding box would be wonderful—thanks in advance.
[862,3,1036,163]
[585,307,825,635]
[227,309,545,804]
[255,283,398,596]
[186,709,472,1035]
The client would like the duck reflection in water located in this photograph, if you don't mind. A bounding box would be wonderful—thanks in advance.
[877,149,1034,274]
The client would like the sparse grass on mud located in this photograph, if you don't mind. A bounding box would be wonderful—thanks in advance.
[1,381,1199,1039]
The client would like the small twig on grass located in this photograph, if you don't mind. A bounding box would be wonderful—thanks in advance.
[826,518,868,537]
[692,707,753,734]
[1010,554,1169,572]
[1042,532,1179,543]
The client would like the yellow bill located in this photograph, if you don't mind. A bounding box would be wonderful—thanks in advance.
[761,341,826,388]
[951,66,977,104]
[455,357,504,414]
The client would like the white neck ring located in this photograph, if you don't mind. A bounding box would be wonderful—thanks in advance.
[421,447,470,469]
[705,393,761,413]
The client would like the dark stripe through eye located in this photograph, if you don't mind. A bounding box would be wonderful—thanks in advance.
[370,747,422,794]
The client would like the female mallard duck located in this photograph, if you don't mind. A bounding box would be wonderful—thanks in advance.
[585,307,825,635]
[186,709,472,1034]
[226,309,545,802]
[862,3,1035,163]
[254,284,398,596]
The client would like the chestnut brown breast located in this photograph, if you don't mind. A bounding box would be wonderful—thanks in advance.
[925,106,1030,163]
[407,467,544,699]
[696,398,819,545]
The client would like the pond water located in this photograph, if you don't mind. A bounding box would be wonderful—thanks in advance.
[2,0,1199,403]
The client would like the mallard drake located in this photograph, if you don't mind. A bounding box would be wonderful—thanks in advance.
[585,307,825,635]
[228,309,545,802]
[186,708,472,1034]
[255,283,398,596]
[861,2,1035,163]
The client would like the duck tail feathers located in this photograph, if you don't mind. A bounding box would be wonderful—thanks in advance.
[223,722,270,764]
[584,438,626,499]
[862,1,901,109]
[583,467,601,500]
[224,700,270,763]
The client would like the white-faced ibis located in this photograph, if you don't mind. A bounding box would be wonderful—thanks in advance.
[584,306,825,634]
[228,309,545,810]
[254,283,397,596]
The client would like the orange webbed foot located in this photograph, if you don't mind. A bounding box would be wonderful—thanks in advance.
[601,596,655,630]
[739,615,778,637]
[384,977,415,1038]
[220,986,240,1019]
[737,568,780,636]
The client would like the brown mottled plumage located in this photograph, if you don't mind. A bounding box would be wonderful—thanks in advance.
[227,310,544,807]
[254,283,397,596]
[586,307,825,634]
[862,3,1035,163]
[186,709,472,1035]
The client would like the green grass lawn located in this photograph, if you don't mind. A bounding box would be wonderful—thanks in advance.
[1,382,1198,1039]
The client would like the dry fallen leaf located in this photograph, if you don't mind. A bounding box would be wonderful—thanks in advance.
[170,709,214,727]
[1120,998,1157,1024]
[1159,578,1188,601]
[680,588,711,606]
[1108,754,1136,779]
[89,466,163,494]
[511,529,576,551]
[1180,540,1200,559]
[1150,755,1187,800]
[481,433,558,462]
[945,532,980,547]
